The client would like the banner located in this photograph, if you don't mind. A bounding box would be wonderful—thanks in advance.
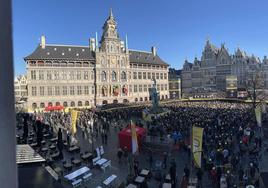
[255,106,262,127]
[130,120,138,154]
[192,126,204,168]
[71,110,78,135]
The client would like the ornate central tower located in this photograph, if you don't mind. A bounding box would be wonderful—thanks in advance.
[100,8,121,53]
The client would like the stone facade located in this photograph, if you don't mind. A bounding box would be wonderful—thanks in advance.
[14,75,27,102]
[181,40,267,98]
[24,10,169,110]
[168,68,181,99]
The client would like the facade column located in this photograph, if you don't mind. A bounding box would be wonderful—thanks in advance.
[0,0,18,187]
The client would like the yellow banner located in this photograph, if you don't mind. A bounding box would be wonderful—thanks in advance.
[192,126,204,168]
[71,110,78,135]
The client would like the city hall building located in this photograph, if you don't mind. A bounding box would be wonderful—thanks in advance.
[24,10,169,110]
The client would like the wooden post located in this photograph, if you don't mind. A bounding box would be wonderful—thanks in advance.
[0,0,18,187]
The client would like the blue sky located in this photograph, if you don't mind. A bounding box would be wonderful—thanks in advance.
[13,0,268,75]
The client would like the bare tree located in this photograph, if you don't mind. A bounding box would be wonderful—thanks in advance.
[246,70,265,109]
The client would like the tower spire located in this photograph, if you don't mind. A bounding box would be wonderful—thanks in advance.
[125,34,128,52]
[109,8,113,19]
[95,32,99,52]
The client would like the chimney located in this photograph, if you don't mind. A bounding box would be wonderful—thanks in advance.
[41,35,46,49]
[151,46,157,56]
[90,38,96,51]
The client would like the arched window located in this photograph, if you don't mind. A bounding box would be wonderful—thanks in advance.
[112,71,117,81]
[70,101,75,107]
[121,71,126,80]
[101,71,106,81]
[63,102,68,107]
[85,101,89,106]
[32,103,37,109]
[56,102,60,106]
[78,101,82,106]
[40,103,45,108]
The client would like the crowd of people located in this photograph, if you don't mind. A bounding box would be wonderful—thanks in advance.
[16,100,267,188]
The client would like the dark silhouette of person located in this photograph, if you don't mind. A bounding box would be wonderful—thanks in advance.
[57,128,63,159]
[23,116,28,143]
[36,120,43,147]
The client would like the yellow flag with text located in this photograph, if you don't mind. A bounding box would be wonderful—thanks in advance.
[71,110,78,135]
[192,126,204,168]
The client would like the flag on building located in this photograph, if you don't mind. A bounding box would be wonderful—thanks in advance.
[255,106,262,127]
[192,126,204,168]
[130,120,138,154]
[71,110,78,135]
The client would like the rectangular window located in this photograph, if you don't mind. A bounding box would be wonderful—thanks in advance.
[144,85,147,92]
[152,72,155,79]
[47,86,53,96]
[148,84,151,90]
[77,86,82,95]
[160,73,163,79]
[164,73,167,80]
[138,72,142,79]
[91,71,95,80]
[62,86,67,95]
[70,86,75,95]
[157,84,160,91]
[55,86,60,95]
[161,84,164,91]
[129,71,131,79]
[39,70,44,80]
[62,71,67,80]
[133,72,137,79]
[84,71,89,80]
[129,85,132,93]
[77,71,81,80]
[134,85,137,93]
[148,72,151,79]
[54,71,59,80]
[84,86,89,95]
[165,84,168,91]
[31,70,36,80]
[69,71,74,80]
[139,85,142,92]
[91,86,95,95]
[47,71,52,80]
[143,72,146,79]
[156,73,159,79]
[40,86,44,96]
[31,86,36,96]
